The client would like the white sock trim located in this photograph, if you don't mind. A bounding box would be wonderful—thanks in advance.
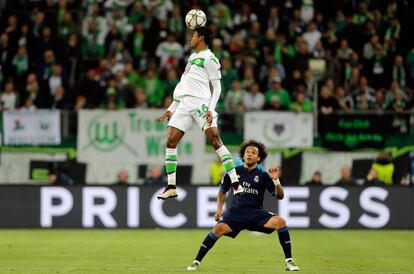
[215,145,229,156]
[166,148,177,155]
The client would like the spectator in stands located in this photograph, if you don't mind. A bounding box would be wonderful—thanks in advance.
[224,80,246,113]
[75,68,103,109]
[335,86,353,110]
[1,80,17,110]
[48,166,74,185]
[385,80,409,107]
[243,82,264,111]
[364,169,384,186]
[384,17,400,53]
[305,171,323,186]
[12,46,29,79]
[128,87,147,108]
[144,165,167,185]
[363,35,380,62]
[303,22,321,52]
[114,169,129,186]
[265,76,290,110]
[368,45,387,89]
[240,66,255,91]
[391,55,406,88]
[49,64,67,97]
[24,73,48,108]
[108,39,133,65]
[289,91,312,113]
[0,33,12,77]
[336,165,357,186]
[162,68,179,97]
[371,153,395,186]
[318,85,339,115]
[37,50,56,82]
[155,33,183,69]
[102,77,124,110]
[336,39,353,63]
[169,5,184,38]
[141,68,164,107]
[57,11,76,44]
[124,62,140,89]
[221,57,238,94]
[373,89,387,110]
[210,155,225,186]
[352,76,375,108]
[50,85,67,109]
[211,38,230,61]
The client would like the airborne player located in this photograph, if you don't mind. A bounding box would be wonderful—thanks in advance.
[157,27,244,200]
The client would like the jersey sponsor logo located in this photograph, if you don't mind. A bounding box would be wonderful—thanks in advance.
[241,181,259,195]
[190,57,205,68]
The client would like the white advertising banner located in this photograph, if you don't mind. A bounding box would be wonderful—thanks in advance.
[77,109,207,183]
[244,111,313,148]
[3,110,61,145]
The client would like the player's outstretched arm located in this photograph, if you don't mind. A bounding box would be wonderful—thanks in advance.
[158,110,172,122]
[157,100,179,121]
[269,167,284,199]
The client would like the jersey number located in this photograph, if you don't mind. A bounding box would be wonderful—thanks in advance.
[197,104,209,117]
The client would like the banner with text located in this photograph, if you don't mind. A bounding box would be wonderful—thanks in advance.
[244,112,313,148]
[319,114,391,150]
[77,109,205,165]
[0,186,412,228]
[3,110,61,145]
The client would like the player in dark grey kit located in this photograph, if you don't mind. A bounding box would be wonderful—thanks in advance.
[186,140,300,271]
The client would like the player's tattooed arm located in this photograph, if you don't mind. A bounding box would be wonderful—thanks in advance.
[214,191,226,221]
[269,167,284,200]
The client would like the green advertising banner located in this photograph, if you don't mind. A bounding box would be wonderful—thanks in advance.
[319,114,391,150]
[77,110,206,183]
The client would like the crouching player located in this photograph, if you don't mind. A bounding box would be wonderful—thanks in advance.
[186,140,300,271]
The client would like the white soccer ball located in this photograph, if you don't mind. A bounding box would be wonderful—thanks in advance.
[185,9,207,30]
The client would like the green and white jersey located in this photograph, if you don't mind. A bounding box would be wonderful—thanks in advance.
[174,49,221,100]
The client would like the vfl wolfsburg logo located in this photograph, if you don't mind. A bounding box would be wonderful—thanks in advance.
[83,113,138,156]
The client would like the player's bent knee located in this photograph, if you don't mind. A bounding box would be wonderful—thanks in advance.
[212,223,231,237]
[275,216,286,229]
[265,216,286,229]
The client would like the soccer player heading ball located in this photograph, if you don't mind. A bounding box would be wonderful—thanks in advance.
[157,27,244,200]
[187,140,300,272]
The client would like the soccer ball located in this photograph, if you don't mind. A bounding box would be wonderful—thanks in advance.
[185,9,207,30]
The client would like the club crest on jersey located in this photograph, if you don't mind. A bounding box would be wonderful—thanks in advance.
[190,57,205,68]
[254,175,259,183]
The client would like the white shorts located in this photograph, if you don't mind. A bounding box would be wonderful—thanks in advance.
[168,96,218,132]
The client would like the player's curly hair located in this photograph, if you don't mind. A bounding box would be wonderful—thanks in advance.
[239,140,268,163]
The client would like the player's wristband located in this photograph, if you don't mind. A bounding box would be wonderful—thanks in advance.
[273,178,281,186]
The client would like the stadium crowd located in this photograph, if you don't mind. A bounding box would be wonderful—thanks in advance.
[0,0,413,116]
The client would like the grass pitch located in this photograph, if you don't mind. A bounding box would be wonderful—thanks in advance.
[0,229,413,273]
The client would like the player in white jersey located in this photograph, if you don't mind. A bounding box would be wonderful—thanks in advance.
[157,27,244,200]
